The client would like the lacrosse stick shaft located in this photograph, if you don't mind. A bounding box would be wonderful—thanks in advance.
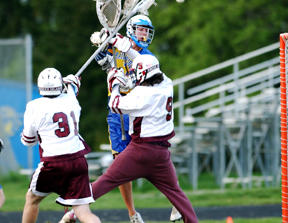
[120,114,126,140]
[75,0,154,77]
[112,46,127,141]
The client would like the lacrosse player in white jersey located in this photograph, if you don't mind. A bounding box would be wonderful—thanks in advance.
[20,68,101,223]
[91,14,182,222]
[90,54,198,223]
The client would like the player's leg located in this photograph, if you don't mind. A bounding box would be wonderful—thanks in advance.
[146,147,198,223]
[119,181,136,216]
[57,157,98,223]
[22,190,45,223]
[170,166,182,222]
[92,142,147,199]
[108,113,144,222]
[149,172,198,222]
[22,162,49,223]
[0,185,5,208]
[73,204,101,223]
[118,181,144,223]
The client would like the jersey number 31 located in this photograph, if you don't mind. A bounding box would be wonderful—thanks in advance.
[53,111,78,138]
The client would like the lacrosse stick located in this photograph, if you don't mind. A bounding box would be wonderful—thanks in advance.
[96,0,131,141]
[111,45,126,140]
[74,0,155,77]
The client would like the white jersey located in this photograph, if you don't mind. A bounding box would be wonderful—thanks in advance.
[109,74,174,140]
[21,86,85,157]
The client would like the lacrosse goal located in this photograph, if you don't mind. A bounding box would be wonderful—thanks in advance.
[280,33,288,223]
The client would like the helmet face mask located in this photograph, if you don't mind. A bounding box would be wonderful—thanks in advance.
[37,68,63,96]
[131,54,161,85]
[127,15,154,48]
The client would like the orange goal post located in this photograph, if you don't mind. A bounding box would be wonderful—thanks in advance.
[280,33,288,223]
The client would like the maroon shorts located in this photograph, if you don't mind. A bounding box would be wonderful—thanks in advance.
[29,156,94,206]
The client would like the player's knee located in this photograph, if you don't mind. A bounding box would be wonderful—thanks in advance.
[25,191,43,206]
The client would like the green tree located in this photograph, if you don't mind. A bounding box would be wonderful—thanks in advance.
[1,0,288,150]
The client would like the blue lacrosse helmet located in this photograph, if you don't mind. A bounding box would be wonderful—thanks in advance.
[126,14,154,48]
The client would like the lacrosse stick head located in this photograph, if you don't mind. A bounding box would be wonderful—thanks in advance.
[122,0,139,16]
[137,0,156,15]
[96,0,122,31]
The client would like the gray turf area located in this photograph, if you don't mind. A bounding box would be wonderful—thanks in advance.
[0,204,281,222]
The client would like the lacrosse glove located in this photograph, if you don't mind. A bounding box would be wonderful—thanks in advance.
[63,74,81,96]
[95,50,113,72]
[109,34,131,53]
[90,28,109,47]
[107,67,128,92]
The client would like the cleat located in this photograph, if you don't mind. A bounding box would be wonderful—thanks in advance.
[130,212,144,223]
[170,206,182,222]
[58,210,77,223]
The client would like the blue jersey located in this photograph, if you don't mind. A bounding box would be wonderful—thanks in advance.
[107,47,154,154]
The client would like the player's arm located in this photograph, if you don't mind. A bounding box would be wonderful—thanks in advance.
[90,29,134,72]
[63,74,81,96]
[107,68,151,114]
[90,29,114,73]
[21,103,38,147]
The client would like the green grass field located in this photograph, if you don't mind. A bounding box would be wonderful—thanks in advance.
[0,172,282,222]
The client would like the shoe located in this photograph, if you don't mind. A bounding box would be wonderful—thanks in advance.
[170,206,182,222]
[130,212,144,223]
[58,210,77,223]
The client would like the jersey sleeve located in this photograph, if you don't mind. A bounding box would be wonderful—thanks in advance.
[109,86,155,116]
[21,102,38,146]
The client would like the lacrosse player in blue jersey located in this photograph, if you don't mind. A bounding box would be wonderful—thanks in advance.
[93,14,155,223]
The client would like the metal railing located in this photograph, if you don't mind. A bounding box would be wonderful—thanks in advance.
[173,42,279,135]
[171,42,280,189]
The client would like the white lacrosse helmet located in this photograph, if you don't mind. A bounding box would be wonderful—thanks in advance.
[126,14,154,48]
[131,54,161,85]
[37,68,63,96]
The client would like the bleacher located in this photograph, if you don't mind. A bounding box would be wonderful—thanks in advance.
[171,42,280,190]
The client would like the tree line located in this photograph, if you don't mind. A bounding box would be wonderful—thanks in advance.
[1,0,287,150]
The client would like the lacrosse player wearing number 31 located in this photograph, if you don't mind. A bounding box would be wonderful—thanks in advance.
[20,68,101,223]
